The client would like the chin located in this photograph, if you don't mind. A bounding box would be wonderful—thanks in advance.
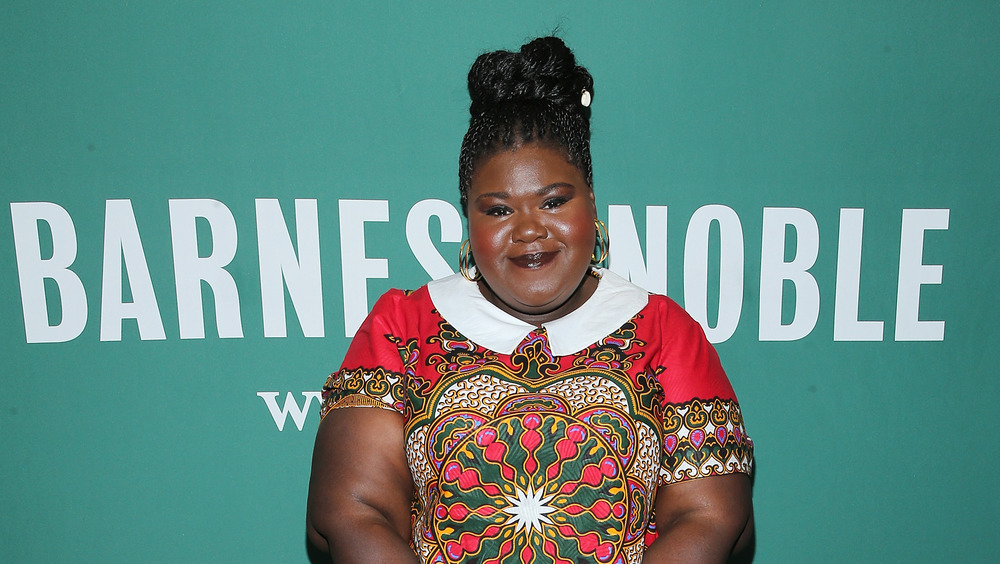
[511,289,573,313]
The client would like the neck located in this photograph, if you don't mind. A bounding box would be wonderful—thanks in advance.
[476,270,599,327]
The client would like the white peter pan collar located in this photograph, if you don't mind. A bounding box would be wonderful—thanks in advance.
[426,268,649,356]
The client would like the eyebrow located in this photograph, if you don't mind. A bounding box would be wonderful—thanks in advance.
[474,182,576,203]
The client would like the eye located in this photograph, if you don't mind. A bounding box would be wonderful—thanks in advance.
[484,205,512,217]
[542,197,569,209]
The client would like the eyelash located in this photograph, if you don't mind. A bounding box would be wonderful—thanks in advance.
[482,196,570,217]
[542,197,569,209]
[485,206,511,216]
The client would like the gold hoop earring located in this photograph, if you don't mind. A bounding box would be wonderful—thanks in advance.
[592,219,609,265]
[459,239,480,281]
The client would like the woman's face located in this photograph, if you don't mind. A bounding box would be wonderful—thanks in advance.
[467,143,597,323]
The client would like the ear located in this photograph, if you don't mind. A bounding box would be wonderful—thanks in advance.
[588,186,597,216]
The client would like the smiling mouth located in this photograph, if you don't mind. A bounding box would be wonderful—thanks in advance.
[511,251,557,269]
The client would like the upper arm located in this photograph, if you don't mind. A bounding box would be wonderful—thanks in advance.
[306,290,420,561]
[646,473,754,562]
[646,297,755,561]
[654,298,754,491]
[306,407,414,559]
[655,473,752,536]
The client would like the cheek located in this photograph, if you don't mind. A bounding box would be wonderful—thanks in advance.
[468,221,506,263]
[557,213,597,254]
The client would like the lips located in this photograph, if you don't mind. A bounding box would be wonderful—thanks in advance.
[510,251,557,269]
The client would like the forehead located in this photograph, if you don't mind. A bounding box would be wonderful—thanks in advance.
[470,144,588,194]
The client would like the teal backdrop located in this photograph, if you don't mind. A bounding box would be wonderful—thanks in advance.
[2,2,998,562]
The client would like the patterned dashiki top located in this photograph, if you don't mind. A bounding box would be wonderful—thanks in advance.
[321,269,753,564]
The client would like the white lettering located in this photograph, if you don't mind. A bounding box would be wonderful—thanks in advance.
[759,207,820,341]
[9,198,951,346]
[608,205,668,294]
[339,199,389,337]
[256,199,324,338]
[684,205,744,344]
[100,199,166,341]
[168,199,243,339]
[895,209,949,341]
[257,391,323,431]
[10,202,88,343]
[834,208,884,341]
[405,199,462,280]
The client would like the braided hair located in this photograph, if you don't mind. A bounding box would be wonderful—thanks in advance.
[458,37,594,215]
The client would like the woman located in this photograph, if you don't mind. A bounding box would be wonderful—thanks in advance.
[307,37,754,563]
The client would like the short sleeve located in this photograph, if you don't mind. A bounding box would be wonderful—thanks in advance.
[652,297,754,485]
[319,290,409,419]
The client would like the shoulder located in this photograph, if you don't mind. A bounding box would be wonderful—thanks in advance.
[640,293,706,338]
[357,284,437,339]
[370,285,431,314]
[638,293,735,401]
[644,292,686,316]
[648,294,699,324]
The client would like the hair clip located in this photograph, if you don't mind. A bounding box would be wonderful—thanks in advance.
[580,88,592,108]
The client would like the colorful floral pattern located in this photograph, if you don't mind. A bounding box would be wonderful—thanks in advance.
[320,287,752,563]
[434,412,627,563]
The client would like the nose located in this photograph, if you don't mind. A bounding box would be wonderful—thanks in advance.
[511,211,547,243]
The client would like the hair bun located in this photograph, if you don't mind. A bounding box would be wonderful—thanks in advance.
[468,36,593,115]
